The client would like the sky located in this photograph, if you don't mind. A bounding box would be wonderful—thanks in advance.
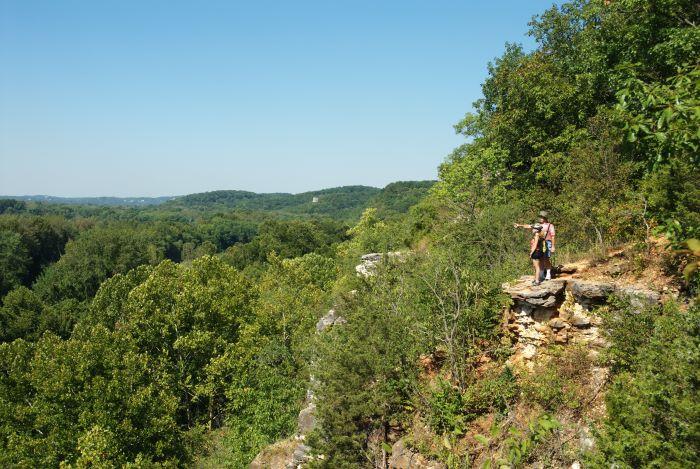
[0,0,560,197]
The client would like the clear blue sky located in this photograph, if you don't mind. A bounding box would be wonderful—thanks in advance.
[0,0,559,197]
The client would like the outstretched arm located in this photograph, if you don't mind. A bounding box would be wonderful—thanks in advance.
[513,223,532,229]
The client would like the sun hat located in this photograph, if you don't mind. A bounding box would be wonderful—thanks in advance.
[538,210,549,219]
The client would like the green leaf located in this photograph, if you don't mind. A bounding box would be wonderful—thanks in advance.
[475,434,490,446]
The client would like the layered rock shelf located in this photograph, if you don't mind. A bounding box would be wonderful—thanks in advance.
[503,275,661,367]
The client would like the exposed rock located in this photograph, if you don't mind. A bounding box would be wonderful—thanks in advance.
[289,444,312,468]
[568,280,615,303]
[616,286,661,310]
[316,308,346,332]
[522,344,537,359]
[554,330,569,344]
[388,439,446,469]
[571,315,591,327]
[533,308,555,322]
[356,251,407,277]
[297,403,316,434]
[504,275,661,366]
[549,318,567,330]
[579,427,596,452]
[250,438,302,469]
[503,278,565,308]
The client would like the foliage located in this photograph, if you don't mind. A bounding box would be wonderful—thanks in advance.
[520,345,592,413]
[368,181,436,218]
[0,229,30,297]
[309,259,427,468]
[0,331,190,467]
[416,249,506,391]
[598,297,658,373]
[435,0,700,250]
[427,368,518,437]
[590,302,700,468]
[492,414,562,468]
[223,219,346,271]
[33,225,163,303]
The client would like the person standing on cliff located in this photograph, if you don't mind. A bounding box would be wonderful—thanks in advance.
[538,211,556,280]
[514,210,556,283]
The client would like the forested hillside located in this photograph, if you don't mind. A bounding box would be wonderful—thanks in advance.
[1,0,698,468]
[2,181,435,221]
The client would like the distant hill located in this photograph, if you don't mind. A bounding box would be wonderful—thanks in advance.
[1,195,176,207]
[2,181,436,220]
[168,181,436,219]
[367,180,436,215]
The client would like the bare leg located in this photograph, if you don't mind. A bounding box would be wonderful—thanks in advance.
[532,259,541,284]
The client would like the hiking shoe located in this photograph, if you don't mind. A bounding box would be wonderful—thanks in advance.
[531,280,541,286]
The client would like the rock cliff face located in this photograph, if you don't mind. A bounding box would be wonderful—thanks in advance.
[503,274,661,368]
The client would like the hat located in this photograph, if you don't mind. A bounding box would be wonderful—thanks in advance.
[538,210,549,219]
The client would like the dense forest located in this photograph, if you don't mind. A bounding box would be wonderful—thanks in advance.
[1,0,698,467]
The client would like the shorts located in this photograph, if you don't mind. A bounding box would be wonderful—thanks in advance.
[531,250,543,260]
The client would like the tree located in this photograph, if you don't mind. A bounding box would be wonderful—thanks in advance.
[0,230,30,297]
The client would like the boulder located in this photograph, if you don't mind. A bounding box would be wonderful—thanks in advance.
[503,278,565,303]
[571,315,591,327]
[549,318,567,330]
[568,280,615,302]
[615,286,661,310]
[316,309,346,332]
[297,402,316,434]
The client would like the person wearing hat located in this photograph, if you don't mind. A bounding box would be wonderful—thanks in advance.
[514,211,556,284]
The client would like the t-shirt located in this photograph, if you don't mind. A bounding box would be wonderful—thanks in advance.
[541,222,555,241]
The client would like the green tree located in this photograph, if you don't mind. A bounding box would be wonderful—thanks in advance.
[591,303,700,467]
[0,230,30,297]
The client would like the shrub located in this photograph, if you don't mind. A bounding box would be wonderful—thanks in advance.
[427,378,465,435]
[598,297,658,374]
[589,303,700,468]
[519,346,591,412]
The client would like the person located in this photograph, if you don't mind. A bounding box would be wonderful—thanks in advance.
[537,211,556,280]
[514,222,545,285]
[514,210,556,283]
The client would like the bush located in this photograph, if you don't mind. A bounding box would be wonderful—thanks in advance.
[519,345,591,412]
[427,378,465,435]
[462,367,518,420]
[590,303,700,468]
[598,297,658,374]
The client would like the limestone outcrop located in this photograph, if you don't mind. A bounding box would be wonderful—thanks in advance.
[356,252,407,277]
[503,275,661,367]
